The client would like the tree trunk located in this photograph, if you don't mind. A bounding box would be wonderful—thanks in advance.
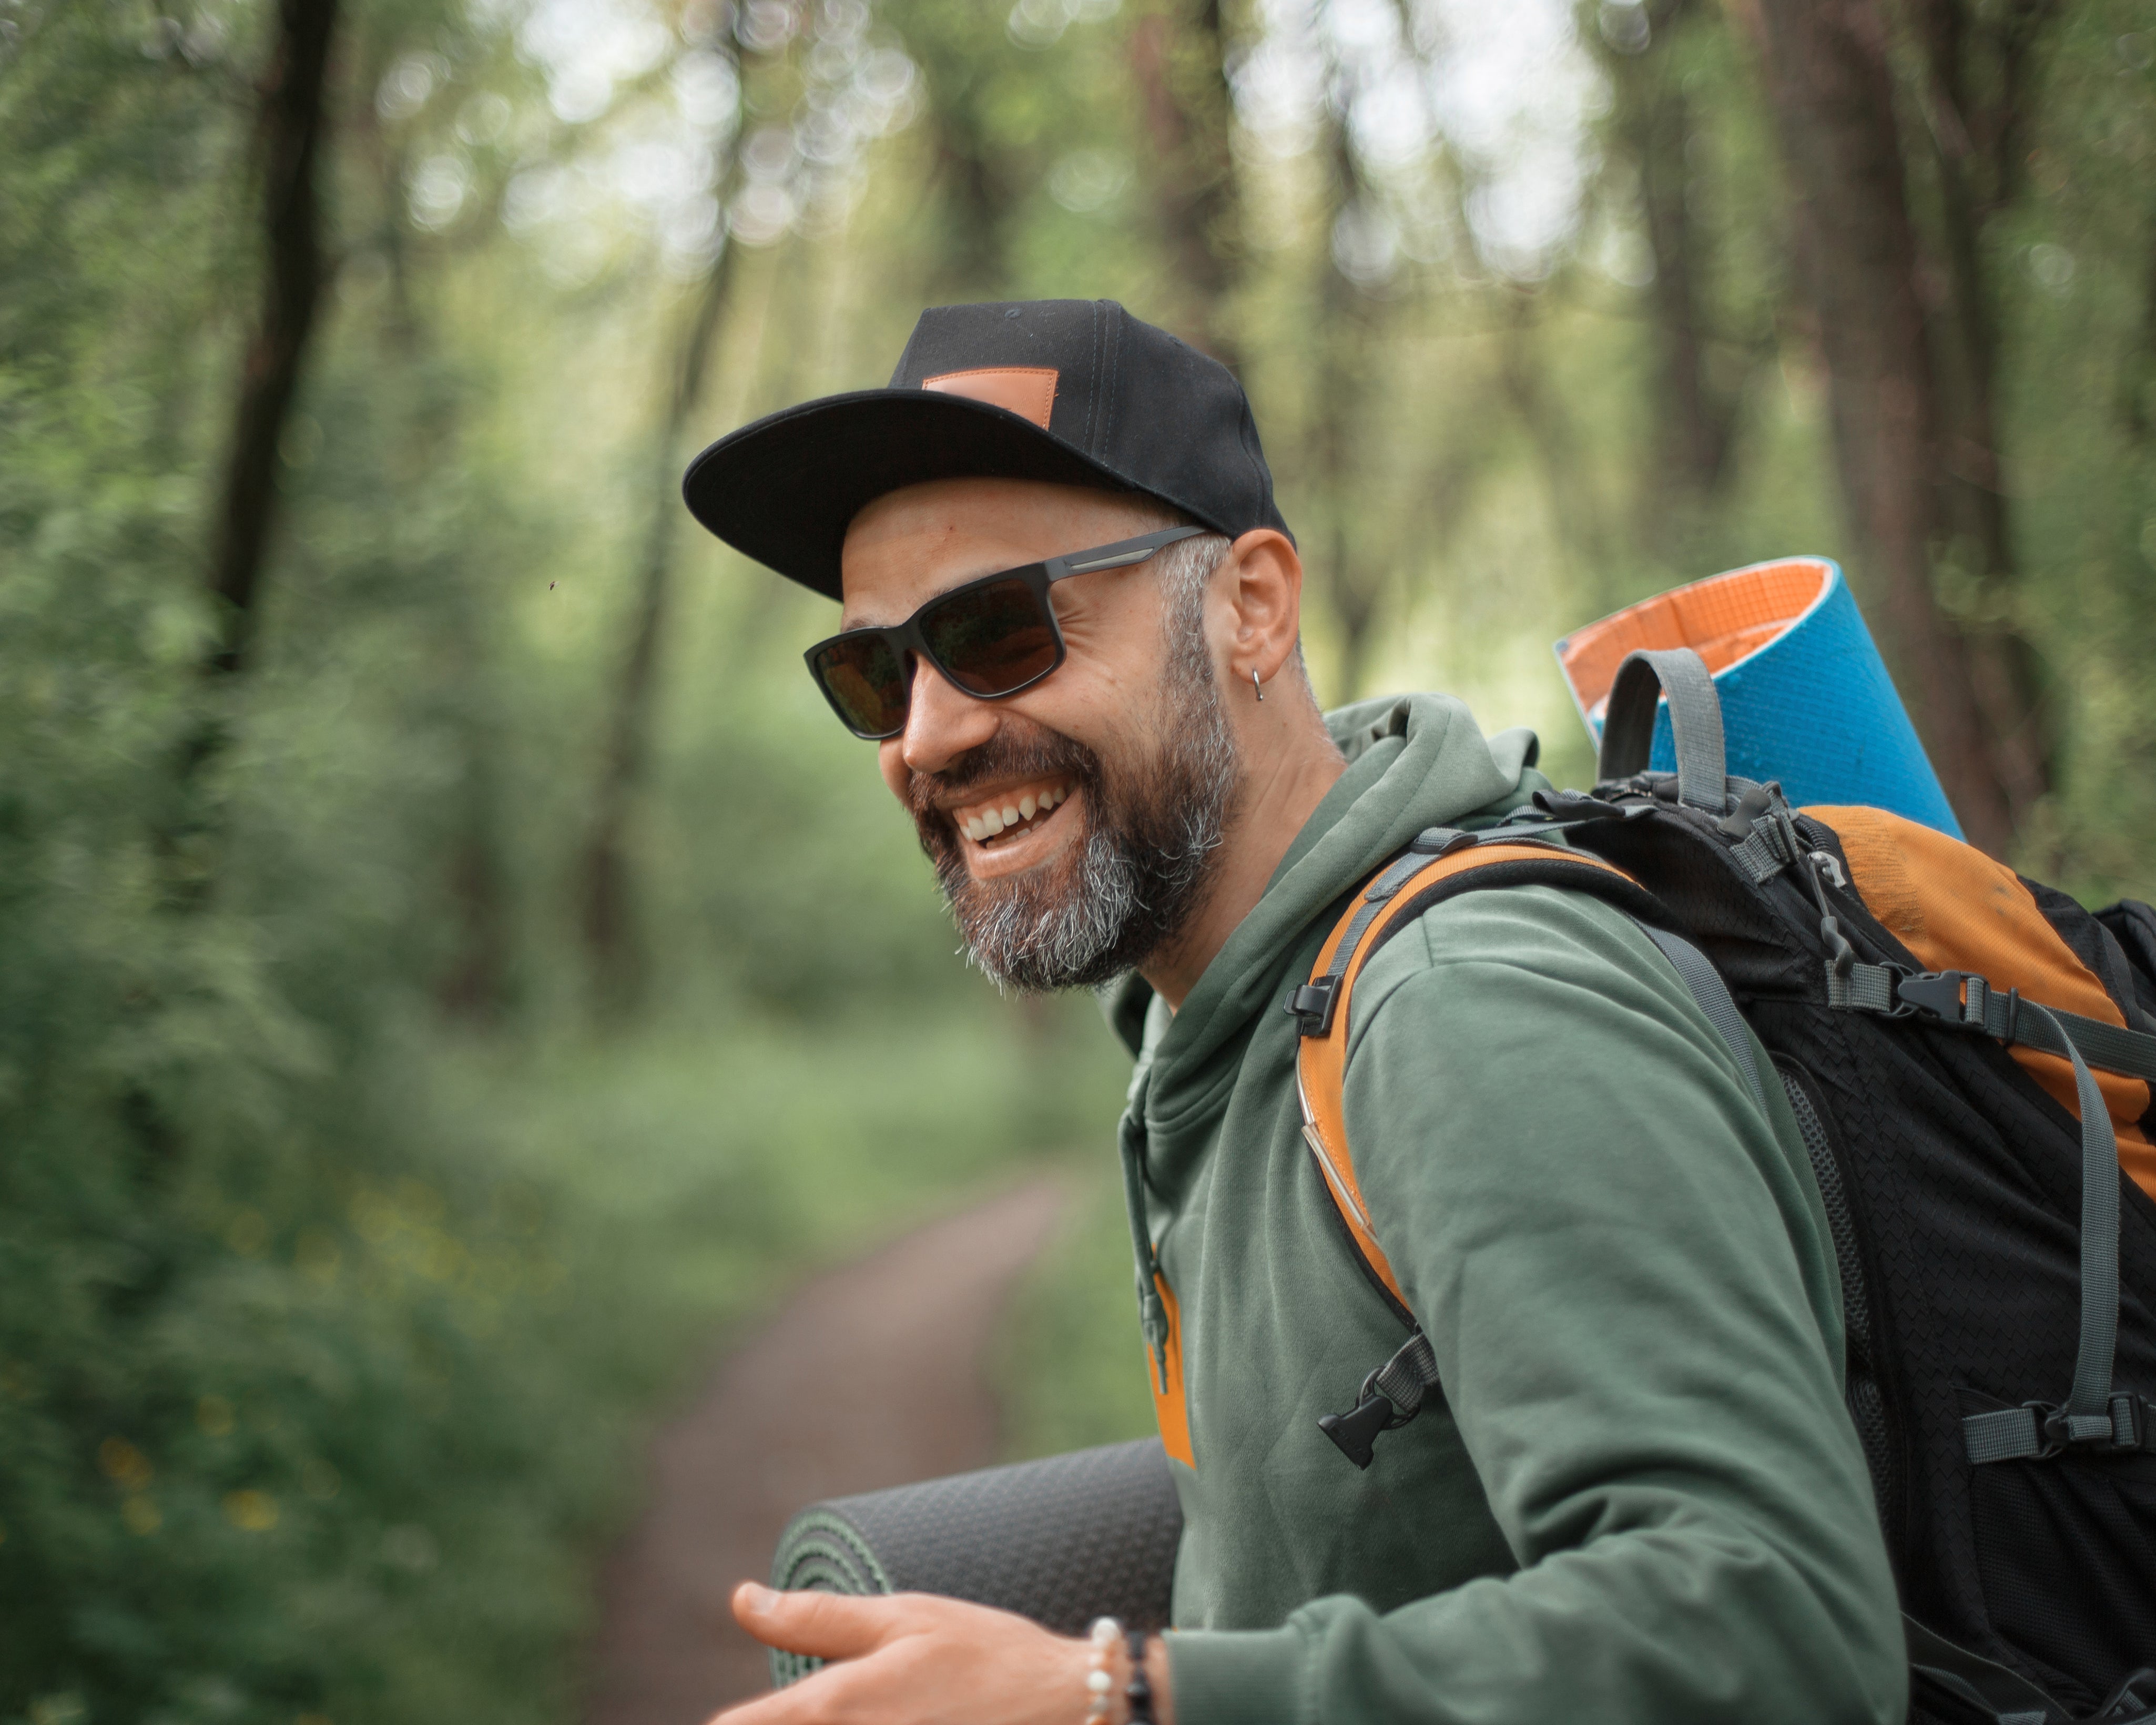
[1307,100,1380,698]
[1747,0,2025,855]
[207,0,340,676]
[579,239,743,1015]
[931,104,1014,295]
[1128,0,1243,371]
[1601,0,1747,505]
[1906,0,2057,828]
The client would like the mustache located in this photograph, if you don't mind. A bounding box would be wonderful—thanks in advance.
[903,724,1100,818]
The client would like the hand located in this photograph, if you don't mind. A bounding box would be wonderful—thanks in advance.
[710,1584,1174,1725]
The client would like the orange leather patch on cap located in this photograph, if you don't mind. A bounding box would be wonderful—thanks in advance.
[922,366,1057,429]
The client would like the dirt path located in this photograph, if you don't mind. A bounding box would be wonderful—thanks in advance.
[584,1175,1071,1724]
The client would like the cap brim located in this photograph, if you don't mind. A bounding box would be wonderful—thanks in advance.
[681,391,1195,600]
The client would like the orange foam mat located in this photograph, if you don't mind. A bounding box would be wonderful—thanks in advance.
[1561,560,1832,719]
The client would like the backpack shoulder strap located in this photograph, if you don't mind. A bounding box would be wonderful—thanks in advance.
[1290,828,1762,1316]
[1290,825,1782,1472]
[1289,830,1661,1313]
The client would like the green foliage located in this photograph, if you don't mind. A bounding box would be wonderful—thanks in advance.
[1982,1,2156,896]
[0,5,1133,1720]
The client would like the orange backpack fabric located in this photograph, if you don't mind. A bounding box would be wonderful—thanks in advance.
[1814,806,2156,1206]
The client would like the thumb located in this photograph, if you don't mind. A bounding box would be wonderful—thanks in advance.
[730,1584,904,1660]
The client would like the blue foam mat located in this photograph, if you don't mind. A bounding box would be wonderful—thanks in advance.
[1558,559,1963,839]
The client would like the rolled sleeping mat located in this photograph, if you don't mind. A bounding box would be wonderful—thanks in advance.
[766,1436,1182,1689]
[1554,556,1964,838]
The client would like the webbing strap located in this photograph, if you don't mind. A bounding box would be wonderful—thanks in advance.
[2031,999,2120,1430]
[1825,963,1899,1015]
[1827,962,2156,1085]
[1731,819,1802,884]
[1596,647,1729,814]
[1638,926,1767,1113]
[2033,1009,2156,1085]
[1962,1394,2150,1465]
[1370,1330,1440,1417]
[1825,961,2144,1465]
[1960,1407,2038,1466]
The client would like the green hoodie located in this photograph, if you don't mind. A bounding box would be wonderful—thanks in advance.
[1104,693,1906,1725]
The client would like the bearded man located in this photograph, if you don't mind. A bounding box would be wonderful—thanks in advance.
[682,300,1906,1725]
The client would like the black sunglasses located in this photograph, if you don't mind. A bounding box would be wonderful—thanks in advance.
[804,526,1206,739]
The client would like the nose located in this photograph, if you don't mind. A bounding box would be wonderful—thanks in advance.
[898,654,1000,777]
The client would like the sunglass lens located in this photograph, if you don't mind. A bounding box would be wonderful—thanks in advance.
[921,575,1058,696]
[810,634,910,736]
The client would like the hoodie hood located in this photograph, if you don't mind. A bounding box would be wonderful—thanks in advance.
[1105,692,1542,1117]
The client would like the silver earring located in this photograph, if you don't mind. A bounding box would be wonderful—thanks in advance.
[1252,668,1264,703]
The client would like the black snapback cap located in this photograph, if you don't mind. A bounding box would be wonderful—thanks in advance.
[680,298,1291,600]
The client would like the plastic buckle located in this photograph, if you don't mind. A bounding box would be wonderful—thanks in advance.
[2038,1406,2077,1458]
[1895,969,1981,1028]
[1318,1368,1411,1470]
[2027,1398,2152,1457]
[1717,782,1777,839]
[1286,979,1339,1037]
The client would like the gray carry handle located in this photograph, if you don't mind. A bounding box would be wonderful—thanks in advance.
[1597,647,1730,814]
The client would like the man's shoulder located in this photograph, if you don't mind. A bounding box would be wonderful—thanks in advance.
[1330,874,1812,1227]
[1331,874,1793,1152]
[1343,877,1677,1043]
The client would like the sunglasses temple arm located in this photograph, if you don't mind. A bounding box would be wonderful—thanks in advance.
[1054,526,1205,578]
[1059,550,1152,575]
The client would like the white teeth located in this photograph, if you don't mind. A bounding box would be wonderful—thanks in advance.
[960,784,1073,843]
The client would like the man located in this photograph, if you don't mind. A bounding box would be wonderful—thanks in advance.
[682,300,1905,1725]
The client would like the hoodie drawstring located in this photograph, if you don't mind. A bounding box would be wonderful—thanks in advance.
[1119,1114,1171,1394]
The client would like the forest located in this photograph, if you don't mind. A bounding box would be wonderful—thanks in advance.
[3,0,2153,1720]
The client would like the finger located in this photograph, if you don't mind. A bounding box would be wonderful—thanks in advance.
[705,1646,885,1725]
[704,1667,818,1725]
[730,1582,917,1660]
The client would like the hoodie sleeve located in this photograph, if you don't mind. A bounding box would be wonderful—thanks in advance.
[1162,885,1907,1725]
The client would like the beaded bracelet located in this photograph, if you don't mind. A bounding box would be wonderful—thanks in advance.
[1125,1628,1156,1725]
[1084,1618,1121,1723]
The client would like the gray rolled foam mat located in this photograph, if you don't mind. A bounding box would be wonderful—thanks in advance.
[767,1437,1182,1688]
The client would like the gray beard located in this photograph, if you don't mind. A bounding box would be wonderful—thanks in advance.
[913,642,1239,993]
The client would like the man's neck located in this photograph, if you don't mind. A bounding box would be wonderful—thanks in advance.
[1140,703,1346,1012]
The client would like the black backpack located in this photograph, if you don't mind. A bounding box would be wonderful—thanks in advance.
[1289,649,2156,1725]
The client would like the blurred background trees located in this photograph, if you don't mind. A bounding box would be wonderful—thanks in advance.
[3,0,2152,1719]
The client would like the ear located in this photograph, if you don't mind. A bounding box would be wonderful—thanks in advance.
[1219,529,1304,686]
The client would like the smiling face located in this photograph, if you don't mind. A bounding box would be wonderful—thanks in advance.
[839,475,1240,991]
